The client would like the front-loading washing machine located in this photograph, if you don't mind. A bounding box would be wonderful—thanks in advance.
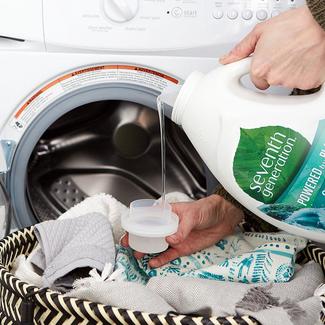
[0,0,304,236]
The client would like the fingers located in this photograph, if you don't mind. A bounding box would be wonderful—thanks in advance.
[250,74,270,90]
[170,202,187,215]
[220,25,262,64]
[219,24,270,90]
[120,233,129,247]
[250,58,271,90]
[167,205,196,245]
[134,251,145,259]
[149,248,180,268]
[121,233,145,259]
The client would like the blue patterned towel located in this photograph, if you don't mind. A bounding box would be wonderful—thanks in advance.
[115,232,307,285]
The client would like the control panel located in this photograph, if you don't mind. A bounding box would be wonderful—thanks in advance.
[43,0,306,52]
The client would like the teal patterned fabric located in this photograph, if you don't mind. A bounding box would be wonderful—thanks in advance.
[115,246,149,284]
[115,232,307,285]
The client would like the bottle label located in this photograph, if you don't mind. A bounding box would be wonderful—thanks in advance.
[233,120,325,233]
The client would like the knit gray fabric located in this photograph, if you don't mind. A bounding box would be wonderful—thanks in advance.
[52,268,92,293]
[67,279,175,315]
[147,261,324,324]
[31,213,115,288]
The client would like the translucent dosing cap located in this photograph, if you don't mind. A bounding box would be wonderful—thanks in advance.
[121,199,179,254]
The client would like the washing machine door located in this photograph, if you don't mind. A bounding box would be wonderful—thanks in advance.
[0,175,10,237]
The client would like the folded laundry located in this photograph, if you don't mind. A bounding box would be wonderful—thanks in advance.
[147,261,324,325]
[66,263,175,315]
[12,191,308,298]
[11,255,43,287]
[13,192,186,288]
[66,260,323,324]
[20,193,128,280]
[115,231,307,284]
[11,191,323,323]
[30,212,115,289]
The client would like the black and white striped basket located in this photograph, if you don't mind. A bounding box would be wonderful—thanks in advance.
[0,226,324,325]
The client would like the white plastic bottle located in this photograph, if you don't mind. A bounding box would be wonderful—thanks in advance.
[164,58,325,243]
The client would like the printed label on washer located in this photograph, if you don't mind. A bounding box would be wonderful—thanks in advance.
[11,65,179,131]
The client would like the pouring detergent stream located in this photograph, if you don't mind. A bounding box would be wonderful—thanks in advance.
[121,95,178,254]
[157,96,166,209]
[158,57,325,243]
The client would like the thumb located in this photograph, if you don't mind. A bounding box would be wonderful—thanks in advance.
[149,248,180,268]
[219,26,262,65]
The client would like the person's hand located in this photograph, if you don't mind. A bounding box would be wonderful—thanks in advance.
[220,6,325,90]
[121,194,244,268]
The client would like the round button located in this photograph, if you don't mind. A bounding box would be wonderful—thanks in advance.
[213,10,224,19]
[256,9,268,21]
[227,9,238,20]
[103,0,139,23]
[242,9,253,20]
[271,10,281,17]
[171,7,183,18]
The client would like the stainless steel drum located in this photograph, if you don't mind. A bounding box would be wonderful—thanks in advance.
[26,100,207,222]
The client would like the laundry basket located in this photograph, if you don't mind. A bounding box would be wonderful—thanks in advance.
[0,227,324,325]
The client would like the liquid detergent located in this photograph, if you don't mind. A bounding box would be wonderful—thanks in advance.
[157,98,166,207]
[159,57,325,243]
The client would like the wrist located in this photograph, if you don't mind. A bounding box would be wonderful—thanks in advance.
[206,194,222,210]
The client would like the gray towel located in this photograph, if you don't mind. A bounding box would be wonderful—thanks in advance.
[31,213,115,288]
[147,261,324,325]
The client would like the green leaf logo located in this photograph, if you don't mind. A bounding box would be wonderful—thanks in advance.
[233,126,310,204]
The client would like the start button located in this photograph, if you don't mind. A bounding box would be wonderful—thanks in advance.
[171,7,183,17]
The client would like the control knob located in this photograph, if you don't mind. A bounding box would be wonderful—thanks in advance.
[103,0,139,23]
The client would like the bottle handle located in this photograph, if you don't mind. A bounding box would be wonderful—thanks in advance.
[220,57,252,82]
[219,57,325,106]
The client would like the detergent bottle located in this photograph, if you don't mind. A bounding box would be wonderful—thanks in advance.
[160,58,325,243]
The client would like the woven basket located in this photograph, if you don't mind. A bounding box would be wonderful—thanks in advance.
[0,227,324,325]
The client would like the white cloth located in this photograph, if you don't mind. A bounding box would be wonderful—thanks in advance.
[58,193,128,242]
[67,261,324,325]
[66,264,175,315]
[146,261,324,325]
[158,192,193,203]
[11,255,42,287]
[147,261,324,321]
